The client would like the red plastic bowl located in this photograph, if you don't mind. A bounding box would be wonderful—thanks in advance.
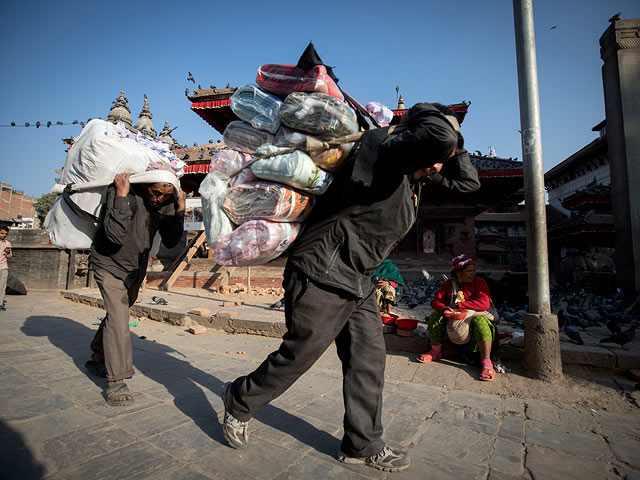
[380,312,398,325]
[396,318,419,331]
[444,309,468,321]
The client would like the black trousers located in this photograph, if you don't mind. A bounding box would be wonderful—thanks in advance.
[226,267,386,457]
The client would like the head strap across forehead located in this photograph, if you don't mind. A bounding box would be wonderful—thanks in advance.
[444,115,461,133]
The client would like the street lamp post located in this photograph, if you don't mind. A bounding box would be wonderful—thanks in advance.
[513,0,563,381]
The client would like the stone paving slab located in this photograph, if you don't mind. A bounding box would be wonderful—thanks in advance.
[0,291,639,480]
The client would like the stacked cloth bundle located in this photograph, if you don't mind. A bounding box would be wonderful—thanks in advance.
[44,119,185,249]
[199,60,360,266]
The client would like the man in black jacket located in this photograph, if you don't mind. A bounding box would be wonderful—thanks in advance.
[87,173,186,406]
[221,103,480,472]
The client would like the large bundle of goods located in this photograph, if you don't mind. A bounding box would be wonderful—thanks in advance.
[200,49,364,266]
[44,119,185,249]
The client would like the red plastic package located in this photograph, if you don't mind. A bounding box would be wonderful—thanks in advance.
[256,64,343,101]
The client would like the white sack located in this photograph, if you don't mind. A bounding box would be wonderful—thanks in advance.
[45,119,181,249]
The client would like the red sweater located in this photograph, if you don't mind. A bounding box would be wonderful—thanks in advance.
[432,276,491,313]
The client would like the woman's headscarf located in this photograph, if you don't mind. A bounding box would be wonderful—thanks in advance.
[451,253,474,273]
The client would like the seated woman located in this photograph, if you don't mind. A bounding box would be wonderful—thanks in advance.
[371,259,405,313]
[417,254,497,381]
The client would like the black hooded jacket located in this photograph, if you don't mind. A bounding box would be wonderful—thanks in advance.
[286,103,480,298]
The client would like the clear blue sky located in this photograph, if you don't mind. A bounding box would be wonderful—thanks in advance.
[1,0,638,198]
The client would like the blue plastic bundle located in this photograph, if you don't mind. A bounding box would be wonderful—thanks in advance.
[223,121,275,154]
[230,84,283,134]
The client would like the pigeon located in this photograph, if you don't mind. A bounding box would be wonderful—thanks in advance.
[608,12,621,23]
[557,309,568,328]
[573,315,591,330]
[580,310,600,323]
[564,325,584,345]
[561,309,586,328]
[606,318,621,335]
[152,296,168,305]
[421,269,431,283]
[600,326,635,350]
[187,72,195,84]
[566,305,580,316]
[269,298,284,309]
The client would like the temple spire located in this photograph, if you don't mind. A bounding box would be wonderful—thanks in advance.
[397,94,406,110]
[107,90,133,128]
[136,94,156,138]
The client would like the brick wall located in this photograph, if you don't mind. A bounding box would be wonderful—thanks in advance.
[0,182,37,226]
[7,246,70,289]
[6,228,50,246]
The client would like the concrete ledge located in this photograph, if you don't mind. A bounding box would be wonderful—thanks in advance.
[560,343,617,368]
[59,289,640,369]
[185,312,288,337]
[384,333,428,353]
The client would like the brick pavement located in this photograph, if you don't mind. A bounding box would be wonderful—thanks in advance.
[1,292,639,479]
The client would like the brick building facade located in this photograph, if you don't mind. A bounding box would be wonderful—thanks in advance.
[0,182,38,228]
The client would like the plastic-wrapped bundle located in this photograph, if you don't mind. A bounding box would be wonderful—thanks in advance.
[199,171,235,246]
[229,167,260,187]
[230,84,283,134]
[365,102,394,125]
[279,92,358,140]
[222,181,314,224]
[210,149,254,178]
[223,121,274,154]
[214,220,302,266]
[274,126,353,172]
[252,145,333,194]
[256,64,343,101]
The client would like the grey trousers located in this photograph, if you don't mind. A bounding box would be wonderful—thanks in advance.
[225,267,387,458]
[90,267,139,382]
[0,268,7,306]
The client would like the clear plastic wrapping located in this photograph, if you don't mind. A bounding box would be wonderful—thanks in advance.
[230,84,283,134]
[256,64,343,100]
[365,102,394,125]
[228,167,260,187]
[210,149,254,178]
[279,92,358,140]
[198,171,235,246]
[222,181,314,224]
[273,126,353,172]
[223,120,275,154]
[214,219,302,266]
[252,144,333,194]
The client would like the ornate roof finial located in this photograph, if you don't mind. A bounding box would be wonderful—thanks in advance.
[140,94,152,118]
[107,90,132,128]
[136,94,156,139]
[158,121,179,149]
[397,94,406,110]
